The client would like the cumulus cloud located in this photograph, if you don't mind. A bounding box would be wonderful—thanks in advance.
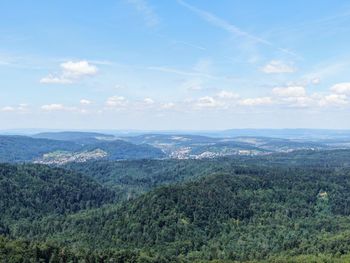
[330,82,350,95]
[161,102,176,109]
[80,99,92,105]
[1,106,15,112]
[41,104,66,111]
[281,96,314,108]
[272,86,306,97]
[239,97,273,106]
[261,60,296,74]
[143,98,155,105]
[61,61,97,77]
[319,94,348,107]
[40,60,98,84]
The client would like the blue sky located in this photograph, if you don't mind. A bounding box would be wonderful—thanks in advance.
[1,0,350,130]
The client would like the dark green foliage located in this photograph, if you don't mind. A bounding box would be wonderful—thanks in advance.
[14,165,350,261]
[64,159,229,199]
[4,149,350,261]
[0,163,116,228]
[0,235,178,263]
[64,149,350,201]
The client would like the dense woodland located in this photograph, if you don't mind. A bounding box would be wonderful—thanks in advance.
[0,164,116,227]
[3,149,350,262]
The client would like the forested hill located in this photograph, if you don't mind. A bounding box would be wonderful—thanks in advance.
[0,135,165,163]
[15,166,350,262]
[0,163,116,228]
[82,140,166,160]
[64,149,350,201]
[0,135,80,162]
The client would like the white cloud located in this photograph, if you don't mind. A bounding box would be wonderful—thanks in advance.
[319,94,348,107]
[61,61,97,77]
[161,102,176,109]
[40,60,98,84]
[40,75,72,84]
[80,99,92,105]
[41,104,66,111]
[1,106,15,112]
[272,86,306,97]
[311,78,320,85]
[330,82,350,95]
[195,96,222,108]
[239,97,273,106]
[105,96,128,107]
[261,60,296,74]
[281,96,314,108]
[216,90,239,99]
[1,104,30,113]
[143,98,155,104]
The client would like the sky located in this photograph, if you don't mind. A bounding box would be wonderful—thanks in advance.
[1,0,350,130]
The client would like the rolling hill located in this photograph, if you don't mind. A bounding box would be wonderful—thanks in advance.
[0,163,116,228]
[13,163,350,262]
[0,135,166,164]
[0,135,80,162]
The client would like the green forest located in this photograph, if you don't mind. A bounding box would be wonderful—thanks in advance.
[3,150,350,262]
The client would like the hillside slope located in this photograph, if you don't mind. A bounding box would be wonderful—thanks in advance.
[0,136,80,162]
[0,135,165,164]
[0,163,116,227]
[15,166,350,261]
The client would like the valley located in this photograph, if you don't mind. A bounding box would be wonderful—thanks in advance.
[2,131,350,262]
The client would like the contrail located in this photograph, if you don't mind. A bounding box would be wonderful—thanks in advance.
[177,0,299,58]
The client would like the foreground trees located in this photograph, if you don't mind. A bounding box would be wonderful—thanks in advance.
[3,150,350,262]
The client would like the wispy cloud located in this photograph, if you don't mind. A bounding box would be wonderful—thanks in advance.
[261,60,296,74]
[177,0,298,57]
[303,60,350,82]
[0,53,43,70]
[147,66,213,78]
[127,0,160,27]
[171,40,206,51]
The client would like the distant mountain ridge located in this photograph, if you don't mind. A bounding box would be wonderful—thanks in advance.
[1,131,350,164]
[32,131,116,144]
[0,134,165,163]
